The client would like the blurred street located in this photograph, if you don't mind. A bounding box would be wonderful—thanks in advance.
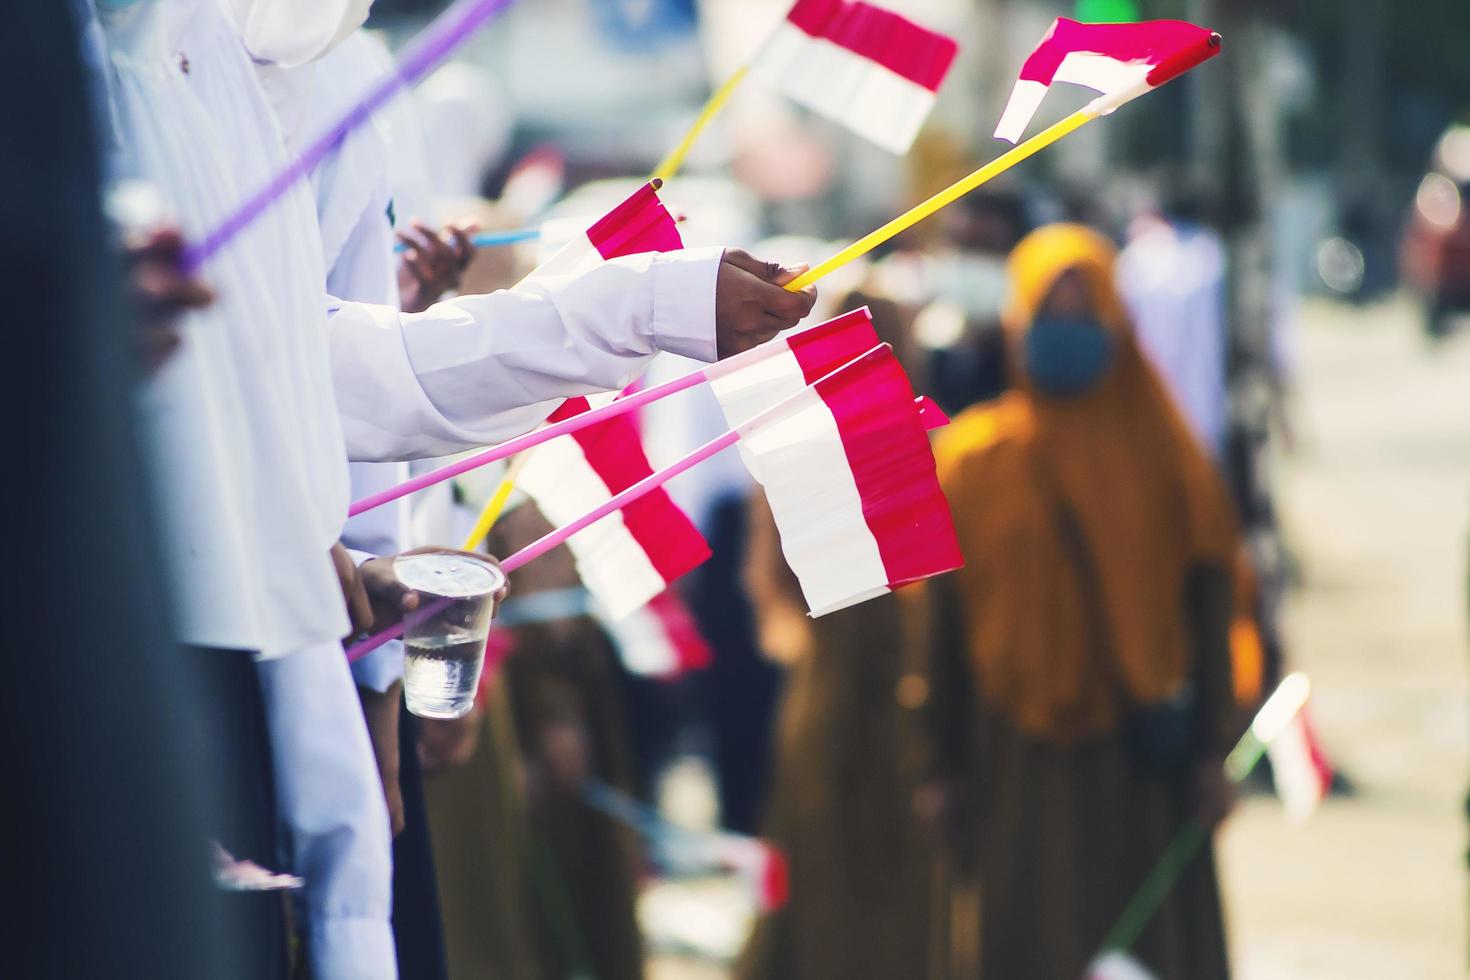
[1221,298,1470,979]
[647,297,1470,980]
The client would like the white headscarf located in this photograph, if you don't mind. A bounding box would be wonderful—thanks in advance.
[223,0,373,67]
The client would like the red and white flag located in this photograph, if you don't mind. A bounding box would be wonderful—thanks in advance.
[718,836,791,912]
[518,397,712,620]
[1265,704,1333,824]
[601,588,715,679]
[712,338,962,616]
[995,18,1222,144]
[752,0,959,154]
[1250,672,1332,824]
[525,179,682,280]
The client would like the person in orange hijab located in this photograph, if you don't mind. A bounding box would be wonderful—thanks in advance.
[918,224,1240,979]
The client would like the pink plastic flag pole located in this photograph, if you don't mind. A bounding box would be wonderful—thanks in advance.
[346,310,867,517]
[345,594,454,663]
[499,344,891,575]
[181,0,519,272]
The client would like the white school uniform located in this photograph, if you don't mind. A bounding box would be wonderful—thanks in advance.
[104,4,389,976]
[102,0,278,655]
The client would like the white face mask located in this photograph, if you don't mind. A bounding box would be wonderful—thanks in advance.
[225,0,374,66]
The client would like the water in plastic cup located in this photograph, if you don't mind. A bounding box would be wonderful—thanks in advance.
[395,553,505,719]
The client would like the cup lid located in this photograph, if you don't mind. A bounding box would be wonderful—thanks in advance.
[393,553,505,598]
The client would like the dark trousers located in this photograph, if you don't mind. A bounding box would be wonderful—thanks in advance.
[393,705,450,980]
[194,648,291,980]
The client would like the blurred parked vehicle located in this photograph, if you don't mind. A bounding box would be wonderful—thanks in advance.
[1401,124,1470,338]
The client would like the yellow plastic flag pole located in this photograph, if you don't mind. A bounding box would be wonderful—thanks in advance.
[651,65,751,183]
[461,451,533,550]
[468,64,753,536]
[782,26,1225,294]
[783,106,1096,293]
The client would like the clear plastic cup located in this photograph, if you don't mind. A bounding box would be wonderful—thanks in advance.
[395,553,505,719]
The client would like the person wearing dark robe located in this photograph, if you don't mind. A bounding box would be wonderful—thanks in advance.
[735,492,938,980]
[422,501,645,980]
[921,224,1240,980]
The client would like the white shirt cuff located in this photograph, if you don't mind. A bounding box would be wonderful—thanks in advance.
[649,246,723,363]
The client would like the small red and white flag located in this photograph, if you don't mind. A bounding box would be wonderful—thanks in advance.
[712,335,962,616]
[752,0,959,154]
[1265,707,1333,824]
[518,397,712,620]
[601,588,715,679]
[995,18,1222,144]
[1250,672,1332,824]
[524,179,683,280]
[717,836,791,912]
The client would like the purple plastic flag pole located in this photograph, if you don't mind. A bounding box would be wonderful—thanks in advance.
[182,0,519,271]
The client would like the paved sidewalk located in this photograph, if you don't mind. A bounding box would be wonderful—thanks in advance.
[1221,298,1470,979]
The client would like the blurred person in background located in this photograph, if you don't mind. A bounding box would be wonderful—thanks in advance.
[1119,183,1274,715]
[1118,180,1230,462]
[910,188,1030,416]
[735,488,936,980]
[919,225,1241,980]
[423,501,645,980]
[734,291,935,980]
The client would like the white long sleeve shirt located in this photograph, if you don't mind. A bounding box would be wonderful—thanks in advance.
[329,246,722,462]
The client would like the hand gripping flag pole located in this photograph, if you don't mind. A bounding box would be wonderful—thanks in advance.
[1087,674,1317,975]
[448,179,685,544]
[780,19,1222,296]
[651,0,959,181]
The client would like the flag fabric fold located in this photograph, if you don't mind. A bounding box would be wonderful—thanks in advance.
[712,337,962,616]
[995,18,1222,144]
[516,395,712,620]
[752,0,959,154]
[524,179,683,281]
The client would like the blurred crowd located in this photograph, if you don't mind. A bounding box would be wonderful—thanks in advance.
[13,0,1468,979]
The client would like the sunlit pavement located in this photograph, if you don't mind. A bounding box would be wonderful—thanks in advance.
[1221,297,1470,979]
[646,297,1470,979]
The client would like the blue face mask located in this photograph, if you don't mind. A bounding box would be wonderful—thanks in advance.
[1023,317,1116,397]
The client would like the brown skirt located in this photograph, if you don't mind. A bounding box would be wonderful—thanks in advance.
[966,711,1229,980]
[737,626,937,980]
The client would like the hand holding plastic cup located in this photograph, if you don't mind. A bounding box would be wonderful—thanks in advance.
[395,552,506,719]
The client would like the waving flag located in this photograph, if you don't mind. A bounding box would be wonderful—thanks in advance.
[349,308,884,517]
[1265,702,1333,824]
[712,341,962,616]
[517,397,711,620]
[752,0,959,154]
[602,589,715,679]
[995,18,1221,143]
[525,179,682,281]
